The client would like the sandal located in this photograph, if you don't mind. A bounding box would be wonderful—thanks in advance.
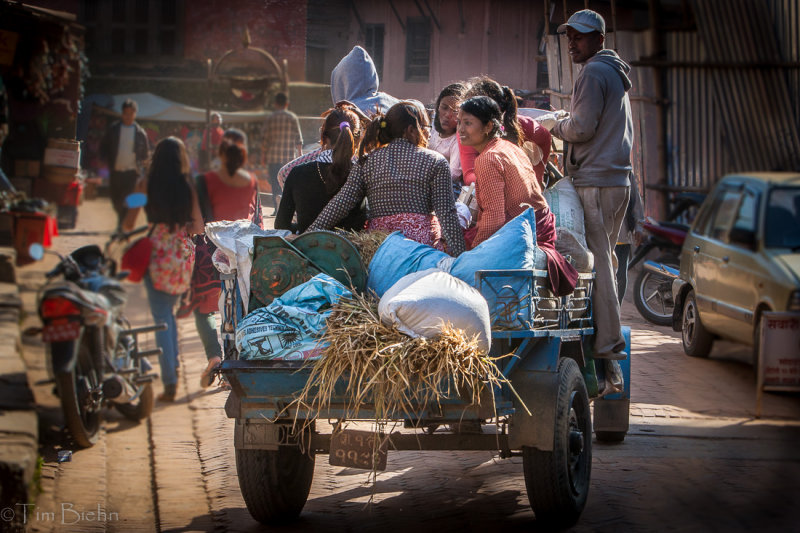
[200,357,221,388]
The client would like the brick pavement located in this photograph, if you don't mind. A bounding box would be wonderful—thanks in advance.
[23,199,800,532]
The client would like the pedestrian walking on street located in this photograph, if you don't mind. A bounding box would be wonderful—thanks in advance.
[261,92,303,215]
[201,112,225,170]
[538,9,634,387]
[100,98,150,229]
[186,128,262,388]
[127,137,204,402]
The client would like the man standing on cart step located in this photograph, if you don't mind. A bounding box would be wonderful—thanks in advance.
[537,9,633,390]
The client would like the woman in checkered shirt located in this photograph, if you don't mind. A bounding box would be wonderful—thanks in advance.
[308,102,466,256]
[458,96,577,295]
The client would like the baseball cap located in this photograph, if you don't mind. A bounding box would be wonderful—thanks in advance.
[557,9,606,35]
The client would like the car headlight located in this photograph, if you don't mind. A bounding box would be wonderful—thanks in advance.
[789,290,800,311]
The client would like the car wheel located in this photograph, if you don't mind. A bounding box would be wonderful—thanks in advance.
[682,289,714,358]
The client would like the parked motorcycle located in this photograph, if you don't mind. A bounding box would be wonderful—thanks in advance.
[26,214,165,448]
[627,193,704,326]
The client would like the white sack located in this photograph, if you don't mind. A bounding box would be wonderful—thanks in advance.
[204,220,291,312]
[544,177,587,241]
[378,269,491,352]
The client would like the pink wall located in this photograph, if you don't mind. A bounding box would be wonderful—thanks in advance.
[184,0,307,82]
[351,0,545,105]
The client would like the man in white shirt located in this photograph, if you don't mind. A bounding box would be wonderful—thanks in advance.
[100,99,150,228]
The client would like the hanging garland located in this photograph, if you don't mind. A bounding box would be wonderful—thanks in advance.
[15,26,89,108]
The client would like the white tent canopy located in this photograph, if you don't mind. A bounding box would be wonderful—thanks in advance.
[105,92,269,123]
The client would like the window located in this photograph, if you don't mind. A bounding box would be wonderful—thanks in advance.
[80,0,183,59]
[709,190,742,241]
[731,190,756,234]
[364,24,385,80]
[405,17,431,82]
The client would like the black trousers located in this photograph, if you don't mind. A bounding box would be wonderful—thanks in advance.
[109,170,140,228]
[615,243,632,304]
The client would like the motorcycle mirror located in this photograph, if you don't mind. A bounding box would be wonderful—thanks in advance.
[28,243,45,261]
[125,193,148,209]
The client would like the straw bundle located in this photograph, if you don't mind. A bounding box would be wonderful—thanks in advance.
[291,289,523,429]
[343,230,391,269]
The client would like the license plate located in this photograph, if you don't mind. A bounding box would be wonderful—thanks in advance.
[329,429,388,471]
[42,321,82,342]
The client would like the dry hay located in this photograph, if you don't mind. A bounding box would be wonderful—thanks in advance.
[343,230,391,269]
[290,289,527,430]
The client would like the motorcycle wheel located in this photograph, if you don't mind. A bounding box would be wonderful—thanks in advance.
[55,338,102,448]
[633,255,679,326]
[115,382,154,421]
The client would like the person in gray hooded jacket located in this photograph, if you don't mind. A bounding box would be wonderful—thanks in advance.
[330,46,399,118]
[538,9,632,389]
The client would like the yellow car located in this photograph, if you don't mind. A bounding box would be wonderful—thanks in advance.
[671,173,800,364]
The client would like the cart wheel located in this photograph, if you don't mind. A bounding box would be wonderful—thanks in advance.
[236,443,315,524]
[522,358,591,528]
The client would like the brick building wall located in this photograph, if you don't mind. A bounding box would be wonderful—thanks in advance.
[184,0,307,83]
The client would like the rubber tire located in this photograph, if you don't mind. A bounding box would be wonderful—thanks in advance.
[236,445,315,524]
[682,289,714,358]
[522,358,592,528]
[56,367,101,448]
[115,382,155,421]
[595,431,626,443]
[633,255,679,326]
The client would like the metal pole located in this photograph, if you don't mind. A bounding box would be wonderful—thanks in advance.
[544,0,550,37]
[611,0,618,51]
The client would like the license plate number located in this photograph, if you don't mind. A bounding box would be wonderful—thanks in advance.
[42,321,82,342]
[329,429,388,471]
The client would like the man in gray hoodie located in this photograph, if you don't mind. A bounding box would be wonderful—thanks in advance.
[540,10,633,380]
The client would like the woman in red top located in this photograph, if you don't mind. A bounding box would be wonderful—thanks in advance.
[192,128,261,388]
[459,96,576,295]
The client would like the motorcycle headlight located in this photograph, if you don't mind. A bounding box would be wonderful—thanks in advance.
[789,290,800,312]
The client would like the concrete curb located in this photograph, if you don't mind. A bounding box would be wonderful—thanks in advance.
[0,249,39,533]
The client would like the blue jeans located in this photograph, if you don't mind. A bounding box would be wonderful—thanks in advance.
[194,309,222,361]
[143,275,180,387]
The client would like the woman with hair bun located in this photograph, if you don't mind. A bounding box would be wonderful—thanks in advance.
[191,128,262,389]
[308,101,465,256]
[458,96,576,294]
[275,106,366,233]
[460,76,551,187]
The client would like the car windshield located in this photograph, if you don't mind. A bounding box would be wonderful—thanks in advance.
[764,186,800,250]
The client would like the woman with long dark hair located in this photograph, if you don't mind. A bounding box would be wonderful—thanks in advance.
[140,137,204,402]
[428,83,467,197]
[275,106,366,233]
[458,96,576,294]
[459,76,551,187]
[307,101,465,256]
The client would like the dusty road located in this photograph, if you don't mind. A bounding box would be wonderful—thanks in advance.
[16,199,800,532]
